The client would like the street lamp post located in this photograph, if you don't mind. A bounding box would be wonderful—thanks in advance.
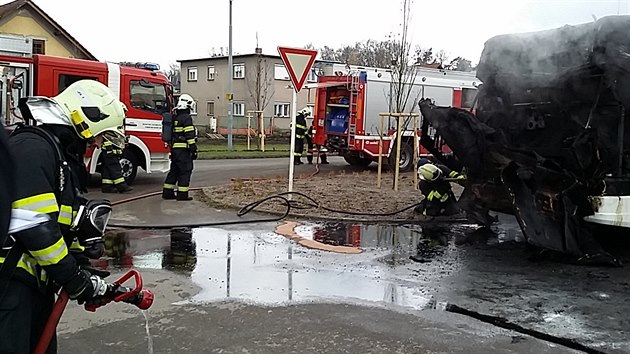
[227,0,234,150]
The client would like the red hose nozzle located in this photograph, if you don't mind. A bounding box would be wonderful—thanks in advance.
[135,289,154,310]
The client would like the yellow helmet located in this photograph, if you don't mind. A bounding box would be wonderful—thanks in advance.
[419,163,442,181]
[53,80,126,148]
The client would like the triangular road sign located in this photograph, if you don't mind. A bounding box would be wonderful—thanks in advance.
[277,47,318,93]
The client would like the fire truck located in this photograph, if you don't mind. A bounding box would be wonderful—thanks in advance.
[0,43,172,184]
[311,63,479,171]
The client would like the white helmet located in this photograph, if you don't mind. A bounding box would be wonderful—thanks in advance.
[175,94,195,111]
[298,107,311,117]
[20,80,126,148]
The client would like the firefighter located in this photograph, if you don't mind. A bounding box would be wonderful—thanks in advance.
[415,158,465,216]
[0,127,14,247]
[305,124,328,165]
[162,94,198,201]
[100,138,132,193]
[0,80,126,353]
[293,108,309,165]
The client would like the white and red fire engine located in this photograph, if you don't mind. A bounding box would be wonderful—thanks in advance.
[310,63,479,171]
[1,38,172,184]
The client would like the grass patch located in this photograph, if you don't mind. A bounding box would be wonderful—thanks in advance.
[197,142,291,159]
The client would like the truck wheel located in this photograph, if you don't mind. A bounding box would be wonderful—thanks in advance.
[120,150,139,185]
[343,154,359,166]
[343,154,373,167]
[357,158,373,167]
[389,142,414,172]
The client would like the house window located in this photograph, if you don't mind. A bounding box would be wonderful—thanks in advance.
[207,66,215,80]
[32,39,45,55]
[207,101,215,116]
[187,67,197,81]
[274,64,289,80]
[233,102,244,116]
[274,103,290,117]
[233,64,245,79]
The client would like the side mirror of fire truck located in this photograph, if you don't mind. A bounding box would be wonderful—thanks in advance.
[154,100,168,114]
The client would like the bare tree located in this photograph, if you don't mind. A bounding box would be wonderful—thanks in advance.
[166,62,180,92]
[246,53,274,147]
[390,0,417,114]
[447,57,473,72]
[434,49,449,67]
[414,45,434,65]
[208,47,228,57]
[246,53,274,112]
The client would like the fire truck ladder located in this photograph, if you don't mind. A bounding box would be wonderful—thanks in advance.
[347,74,360,145]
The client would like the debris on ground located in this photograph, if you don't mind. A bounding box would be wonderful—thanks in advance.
[201,170,463,221]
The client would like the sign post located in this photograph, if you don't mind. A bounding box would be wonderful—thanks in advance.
[277,47,318,198]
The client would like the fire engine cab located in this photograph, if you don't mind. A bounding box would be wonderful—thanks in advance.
[0,38,172,184]
[310,63,479,171]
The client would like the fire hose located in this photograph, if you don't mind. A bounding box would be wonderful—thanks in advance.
[33,269,154,354]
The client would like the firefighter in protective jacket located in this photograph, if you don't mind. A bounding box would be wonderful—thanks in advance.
[293,108,309,165]
[100,139,132,193]
[163,94,197,201]
[415,158,465,216]
[0,80,127,353]
[305,124,328,165]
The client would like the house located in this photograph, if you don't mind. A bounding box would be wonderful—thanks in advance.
[0,0,95,60]
[179,50,324,135]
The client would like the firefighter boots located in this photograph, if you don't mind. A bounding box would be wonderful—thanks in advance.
[117,184,133,193]
[162,188,176,200]
[177,191,193,201]
[102,185,117,193]
[294,157,303,165]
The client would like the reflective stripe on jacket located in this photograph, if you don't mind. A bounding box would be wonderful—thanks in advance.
[3,129,86,291]
[171,111,197,149]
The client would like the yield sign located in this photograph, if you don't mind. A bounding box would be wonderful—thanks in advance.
[277,46,318,93]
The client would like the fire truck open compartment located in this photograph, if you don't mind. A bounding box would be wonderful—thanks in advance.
[311,63,479,171]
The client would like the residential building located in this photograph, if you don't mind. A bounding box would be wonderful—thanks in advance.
[0,0,96,60]
[179,51,323,135]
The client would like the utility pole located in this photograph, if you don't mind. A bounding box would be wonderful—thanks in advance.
[227,0,234,150]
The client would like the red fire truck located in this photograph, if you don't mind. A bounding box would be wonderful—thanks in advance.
[1,53,172,184]
[311,63,479,171]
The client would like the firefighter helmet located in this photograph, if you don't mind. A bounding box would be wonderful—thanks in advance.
[419,163,442,181]
[20,80,126,148]
[298,107,311,117]
[175,94,195,111]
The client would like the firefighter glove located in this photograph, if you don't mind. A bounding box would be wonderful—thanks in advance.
[72,270,108,304]
[190,144,198,160]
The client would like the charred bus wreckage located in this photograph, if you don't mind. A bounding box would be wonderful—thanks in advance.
[419,16,630,265]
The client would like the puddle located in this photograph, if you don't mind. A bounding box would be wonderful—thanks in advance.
[97,218,630,353]
[187,228,433,310]
[99,220,524,311]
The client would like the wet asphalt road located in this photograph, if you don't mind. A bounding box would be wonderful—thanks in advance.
[57,158,630,353]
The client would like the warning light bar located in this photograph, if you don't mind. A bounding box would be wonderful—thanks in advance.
[119,62,160,71]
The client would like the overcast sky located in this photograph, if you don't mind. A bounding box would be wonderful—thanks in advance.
[32,0,629,70]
